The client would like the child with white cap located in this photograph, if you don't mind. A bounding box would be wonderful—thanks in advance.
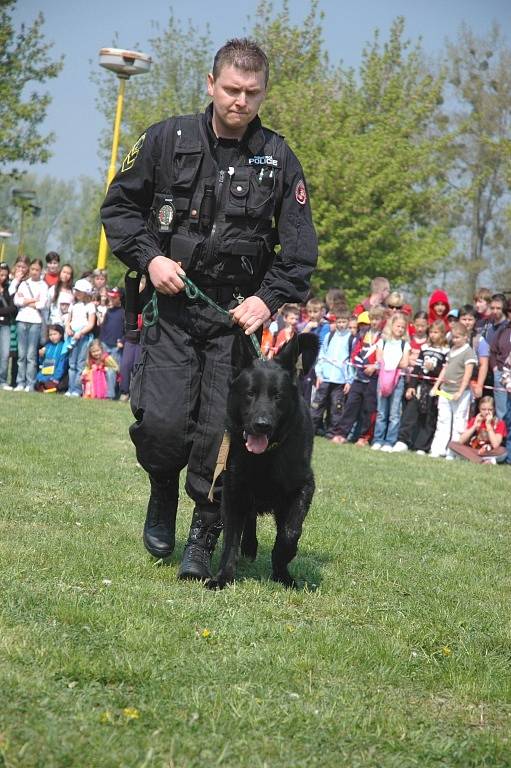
[64,278,96,396]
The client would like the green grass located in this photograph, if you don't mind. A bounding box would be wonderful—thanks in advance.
[1,391,510,767]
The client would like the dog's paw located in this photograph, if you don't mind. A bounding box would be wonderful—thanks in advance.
[272,570,297,589]
[205,578,222,590]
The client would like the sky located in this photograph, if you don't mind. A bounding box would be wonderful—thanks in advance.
[13,0,511,183]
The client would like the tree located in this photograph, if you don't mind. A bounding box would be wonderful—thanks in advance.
[443,23,511,299]
[252,8,453,302]
[0,0,63,177]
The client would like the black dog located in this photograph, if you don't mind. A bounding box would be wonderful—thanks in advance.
[208,333,319,589]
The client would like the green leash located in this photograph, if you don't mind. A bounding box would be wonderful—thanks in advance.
[142,276,263,359]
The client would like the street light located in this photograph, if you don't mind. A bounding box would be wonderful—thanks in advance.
[96,47,152,269]
[11,189,41,256]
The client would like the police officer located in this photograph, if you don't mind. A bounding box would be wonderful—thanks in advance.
[101,38,317,581]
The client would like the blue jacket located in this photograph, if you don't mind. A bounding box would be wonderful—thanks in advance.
[315,329,353,384]
[36,340,69,383]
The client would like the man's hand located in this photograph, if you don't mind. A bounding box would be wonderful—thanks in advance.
[229,296,270,335]
[148,256,185,295]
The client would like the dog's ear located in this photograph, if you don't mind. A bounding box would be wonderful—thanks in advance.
[275,333,319,376]
[231,329,257,376]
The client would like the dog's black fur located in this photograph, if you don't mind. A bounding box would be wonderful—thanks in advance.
[207,333,319,589]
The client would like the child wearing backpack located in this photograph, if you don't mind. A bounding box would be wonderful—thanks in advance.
[371,312,410,451]
[331,307,384,445]
[311,310,353,437]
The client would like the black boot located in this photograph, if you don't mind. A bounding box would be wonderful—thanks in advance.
[143,476,179,559]
[178,506,222,581]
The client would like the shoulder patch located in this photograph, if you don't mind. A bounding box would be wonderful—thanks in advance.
[295,179,307,205]
[121,133,146,172]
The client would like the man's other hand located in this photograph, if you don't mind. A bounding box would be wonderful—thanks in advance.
[229,296,271,335]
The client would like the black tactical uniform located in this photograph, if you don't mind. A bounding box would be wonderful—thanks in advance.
[101,103,317,579]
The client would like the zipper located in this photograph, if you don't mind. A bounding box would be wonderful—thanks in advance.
[204,169,225,264]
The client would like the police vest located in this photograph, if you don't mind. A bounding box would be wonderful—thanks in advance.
[149,114,284,287]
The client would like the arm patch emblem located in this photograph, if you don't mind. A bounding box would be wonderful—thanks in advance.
[121,133,146,172]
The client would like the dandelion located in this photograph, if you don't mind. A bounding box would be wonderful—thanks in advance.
[201,628,211,639]
[122,707,140,720]
[441,646,452,657]
[99,710,113,724]
[286,624,295,633]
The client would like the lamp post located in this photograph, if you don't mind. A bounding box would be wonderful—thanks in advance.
[0,230,12,262]
[11,189,41,256]
[96,47,152,269]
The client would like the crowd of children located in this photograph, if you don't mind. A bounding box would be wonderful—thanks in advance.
[262,279,511,466]
[1,256,510,467]
[0,252,140,400]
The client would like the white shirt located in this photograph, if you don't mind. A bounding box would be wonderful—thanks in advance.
[377,337,411,368]
[14,279,49,324]
[69,300,95,333]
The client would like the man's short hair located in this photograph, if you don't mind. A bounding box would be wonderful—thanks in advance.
[370,276,390,294]
[491,293,506,307]
[473,287,491,302]
[45,251,60,264]
[213,38,269,86]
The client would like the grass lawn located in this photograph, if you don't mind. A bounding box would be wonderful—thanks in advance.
[1,391,510,767]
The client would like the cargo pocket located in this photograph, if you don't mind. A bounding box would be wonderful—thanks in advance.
[247,169,278,220]
[129,349,147,421]
[171,147,203,190]
[225,170,250,217]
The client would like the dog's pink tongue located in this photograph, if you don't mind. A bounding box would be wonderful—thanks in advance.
[245,434,269,454]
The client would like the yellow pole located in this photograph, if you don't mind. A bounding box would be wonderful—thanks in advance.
[0,241,4,261]
[96,76,127,269]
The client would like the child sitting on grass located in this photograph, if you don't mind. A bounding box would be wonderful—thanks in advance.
[429,322,477,459]
[81,339,119,400]
[449,396,507,464]
[35,324,69,393]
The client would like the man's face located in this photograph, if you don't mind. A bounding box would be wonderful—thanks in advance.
[335,318,349,331]
[474,297,489,315]
[490,300,504,323]
[207,65,266,139]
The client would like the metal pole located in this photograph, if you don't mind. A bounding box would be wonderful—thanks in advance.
[96,76,127,269]
[18,207,25,257]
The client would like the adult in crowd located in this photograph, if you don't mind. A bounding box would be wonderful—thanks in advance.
[489,302,511,422]
[43,251,61,288]
[485,293,508,348]
[13,258,49,391]
[101,37,318,580]
[8,255,29,296]
[0,262,17,390]
[353,276,390,316]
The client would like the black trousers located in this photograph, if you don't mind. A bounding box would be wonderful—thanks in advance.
[398,391,438,452]
[311,382,345,435]
[334,377,378,438]
[129,292,241,509]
